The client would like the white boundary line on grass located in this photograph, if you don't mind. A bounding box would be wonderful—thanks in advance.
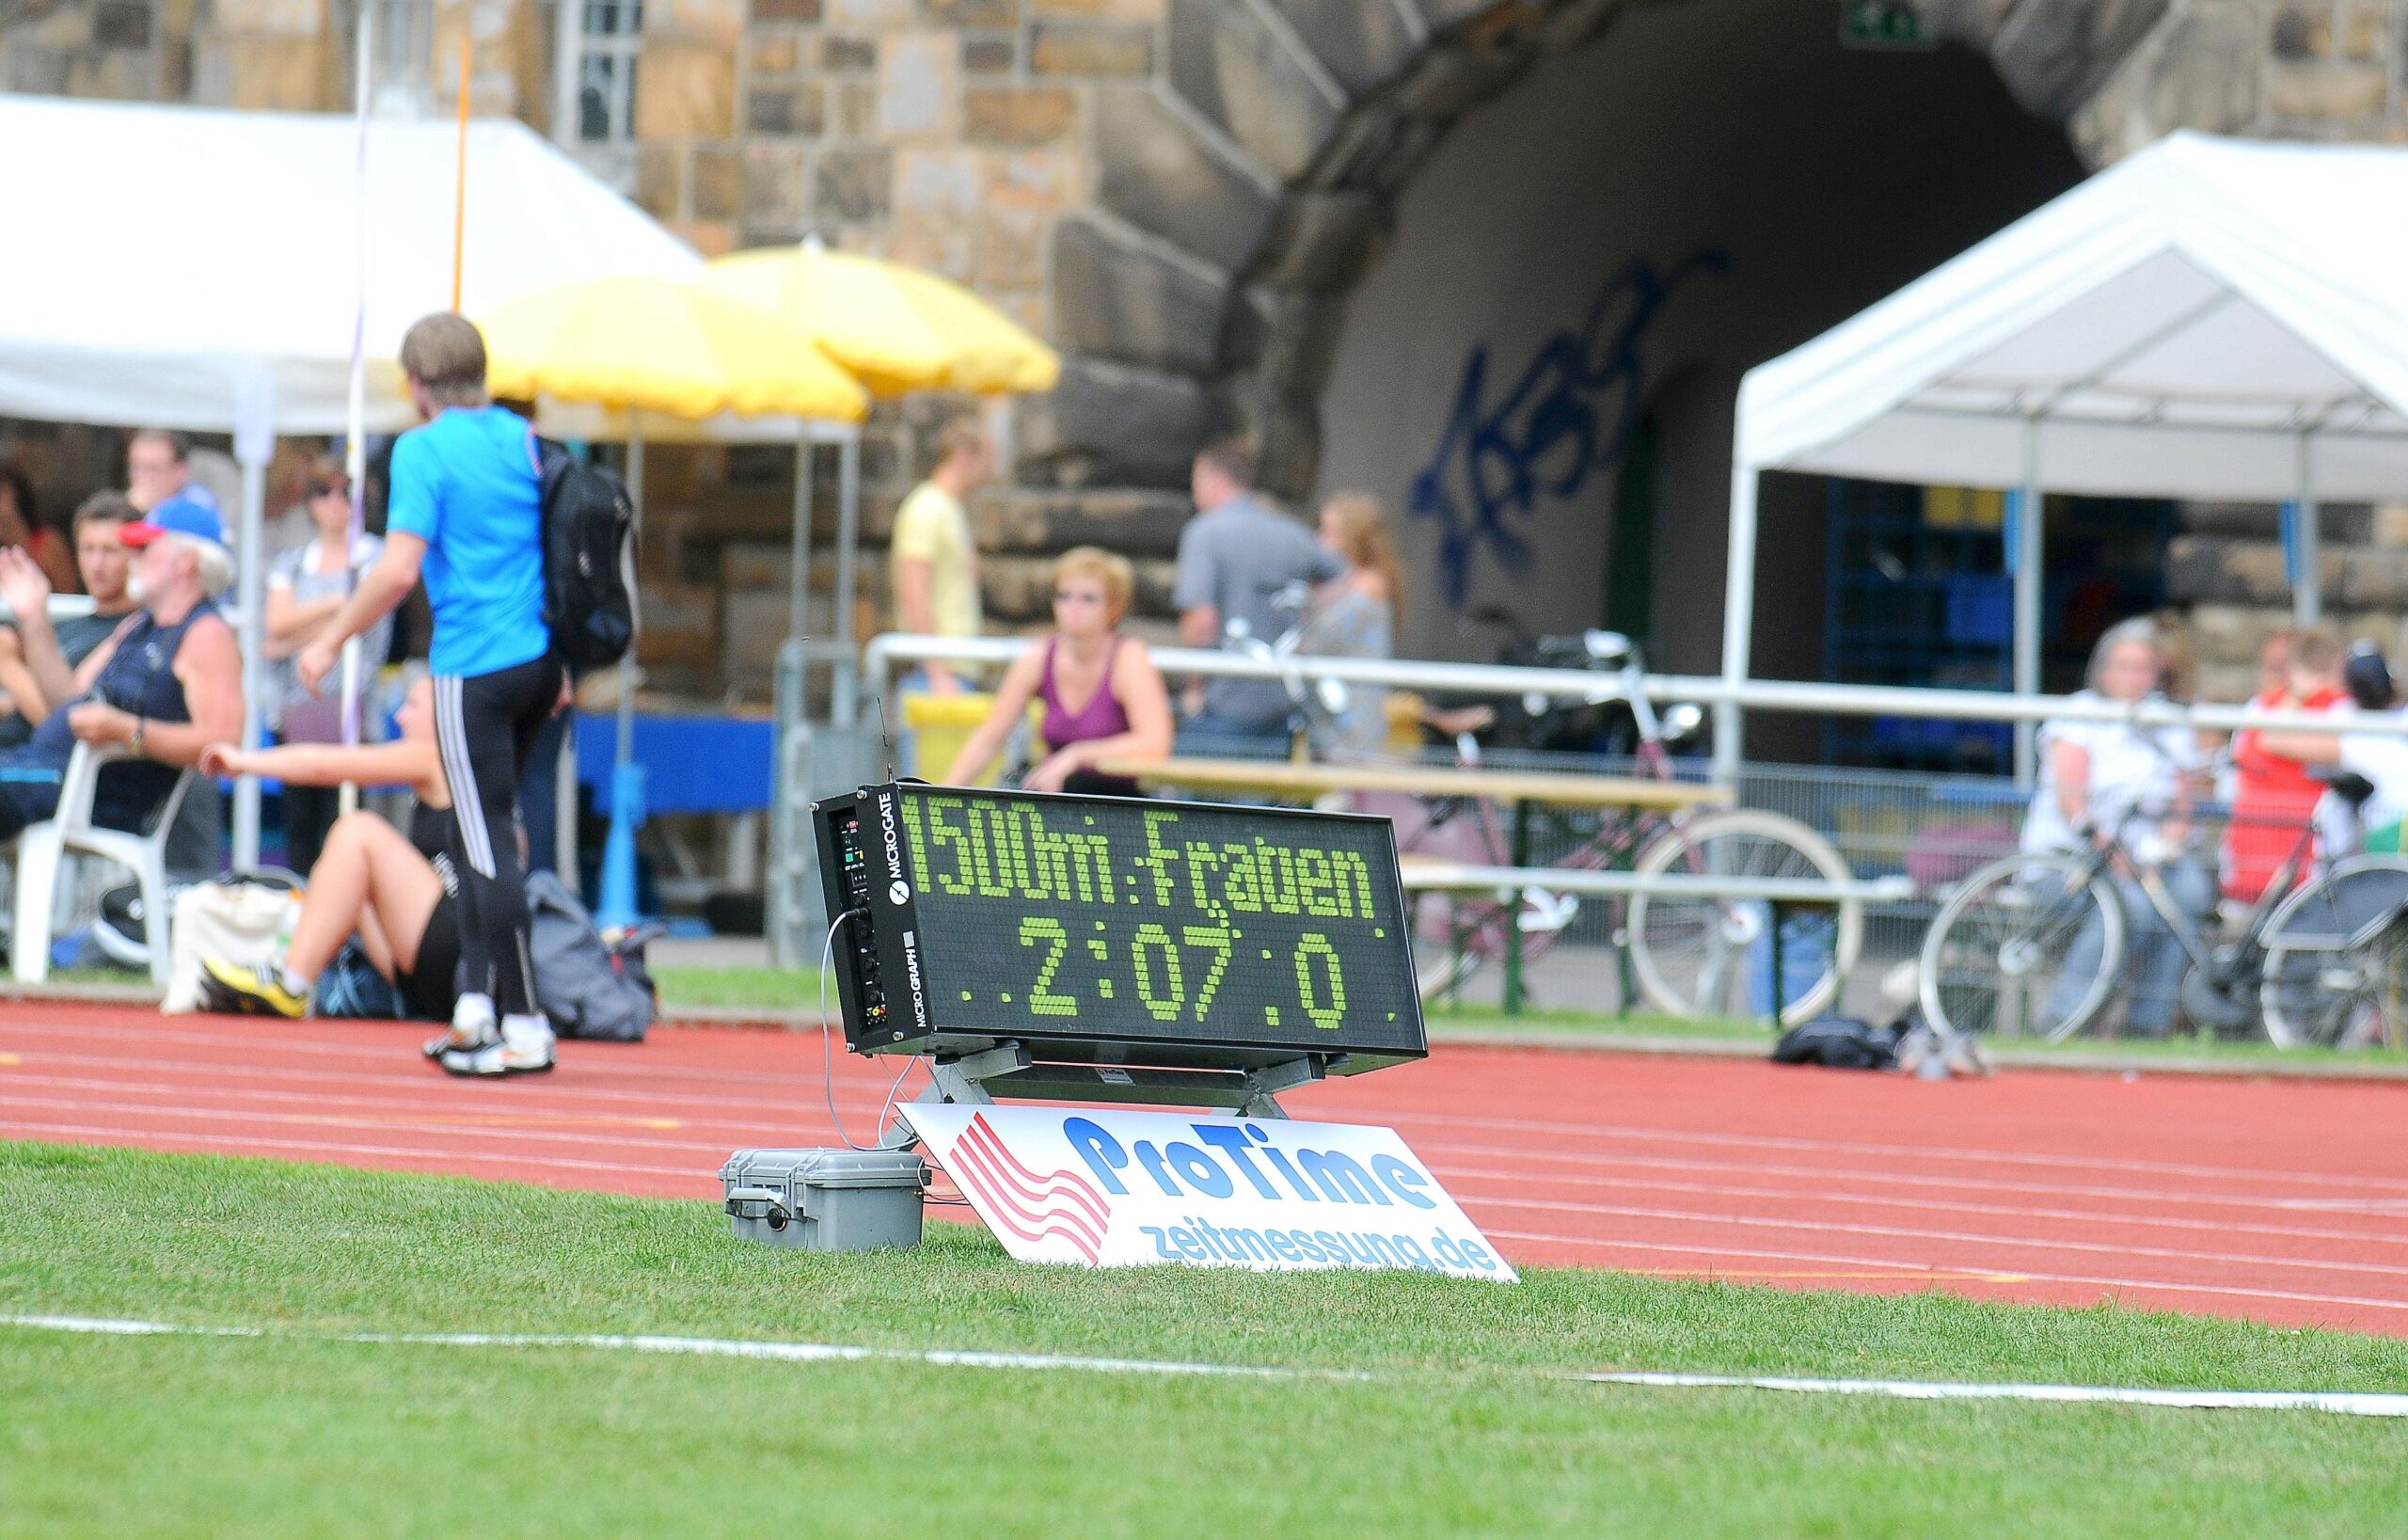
[1592,1372,2408,1418]
[10,1312,2408,1418]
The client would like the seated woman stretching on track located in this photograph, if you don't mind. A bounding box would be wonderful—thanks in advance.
[945,546,1173,796]
[197,677,472,1040]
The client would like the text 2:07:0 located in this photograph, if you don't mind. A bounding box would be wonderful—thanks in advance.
[1017,917,1348,1030]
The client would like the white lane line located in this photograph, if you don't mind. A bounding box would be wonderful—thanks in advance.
[1345,1103,2408,1195]
[1433,1164,2408,1255]
[0,1044,879,1123]
[1588,1372,2408,1419]
[1482,1228,2408,1316]
[1458,1192,2408,1283]
[1421,1140,2408,1230]
[8,1312,2402,1419]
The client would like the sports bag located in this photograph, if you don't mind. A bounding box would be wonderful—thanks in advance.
[163,876,302,1013]
[532,436,638,673]
[1770,1015,1904,1072]
[528,870,653,1041]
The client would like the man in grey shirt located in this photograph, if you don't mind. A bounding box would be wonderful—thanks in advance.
[1172,437,1343,752]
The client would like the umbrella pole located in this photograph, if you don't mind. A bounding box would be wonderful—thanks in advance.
[788,428,815,700]
[596,421,645,931]
[2292,432,2321,626]
[832,428,862,727]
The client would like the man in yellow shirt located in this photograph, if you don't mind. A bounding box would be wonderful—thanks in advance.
[890,418,991,694]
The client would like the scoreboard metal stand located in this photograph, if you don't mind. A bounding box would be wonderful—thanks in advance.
[886,1040,1323,1148]
[721,780,1432,1251]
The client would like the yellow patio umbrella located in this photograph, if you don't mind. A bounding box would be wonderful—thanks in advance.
[697,241,1059,398]
[481,273,868,421]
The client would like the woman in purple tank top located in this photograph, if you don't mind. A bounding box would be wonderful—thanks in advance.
[945,547,1173,794]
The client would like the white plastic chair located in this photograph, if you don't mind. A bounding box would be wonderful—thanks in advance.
[11,741,196,985]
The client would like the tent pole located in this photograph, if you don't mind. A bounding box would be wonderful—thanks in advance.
[1713,456,1758,789]
[2014,418,2043,787]
[832,428,863,727]
[2293,433,2321,626]
[788,430,815,672]
[338,8,372,820]
[231,393,272,873]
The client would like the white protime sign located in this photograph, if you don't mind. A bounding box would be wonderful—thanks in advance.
[904,1105,1516,1282]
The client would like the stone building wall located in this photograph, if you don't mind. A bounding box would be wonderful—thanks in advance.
[11,0,2408,699]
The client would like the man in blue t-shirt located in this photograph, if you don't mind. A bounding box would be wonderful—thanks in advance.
[292,313,562,1077]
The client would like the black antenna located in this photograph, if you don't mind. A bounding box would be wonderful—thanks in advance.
[875,691,899,781]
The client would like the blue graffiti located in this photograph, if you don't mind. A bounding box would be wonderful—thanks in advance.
[1406,251,1729,609]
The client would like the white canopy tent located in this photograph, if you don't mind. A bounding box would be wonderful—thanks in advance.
[1719,131,2408,785]
[0,94,701,866]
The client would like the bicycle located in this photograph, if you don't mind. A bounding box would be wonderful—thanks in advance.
[1918,770,2408,1045]
[1355,630,1863,1024]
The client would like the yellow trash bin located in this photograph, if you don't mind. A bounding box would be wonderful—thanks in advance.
[899,692,1042,786]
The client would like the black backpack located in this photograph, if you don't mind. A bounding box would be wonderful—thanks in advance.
[532,436,638,673]
[1770,1015,1906,1072]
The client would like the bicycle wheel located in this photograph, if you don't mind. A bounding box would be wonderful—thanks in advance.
[1627,809,1864,1025]
[1918,850,2123,1041]
[2258,856,2408,1049]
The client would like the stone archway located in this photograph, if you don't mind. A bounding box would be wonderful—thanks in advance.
[1014,0,2191,512]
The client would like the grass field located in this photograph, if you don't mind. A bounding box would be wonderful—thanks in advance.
[6,1141,2407,1537]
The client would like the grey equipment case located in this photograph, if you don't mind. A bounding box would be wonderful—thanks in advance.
[721,1147,927,1251]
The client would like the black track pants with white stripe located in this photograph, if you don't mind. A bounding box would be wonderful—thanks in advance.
[433,654,562,1018]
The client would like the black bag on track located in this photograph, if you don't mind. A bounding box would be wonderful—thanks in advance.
[1770,1015,1905,1072]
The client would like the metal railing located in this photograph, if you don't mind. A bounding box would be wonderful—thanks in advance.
[856,633,2408,741]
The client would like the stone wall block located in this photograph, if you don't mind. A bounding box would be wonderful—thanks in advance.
[93,2,151,49]
[2163,534,2345,606]
[2073,1,2260,163]
[964,84,1079,144]
[214,0,324,35]
[635,37,737,139]
[1268,0,1419,95]
[2266,61,2390,120]
[742,141,810,232]
[1988,0,2172,119]
[975,207,1050,291]
[1029,21,1154,75]
[974,488,1192,555]
[963,33,1019,72]
[637,141,686,217]
[636,580,722,670]
[1014,357,1213,488]
[748,28,802,73]
[750,0,823,18]
[747,82,827,134]
[1093,86,1277,272]
[879,32,963,140]
[217,35,333,109]
[896,148,987,219]
[2337,547,2408,608]
[651,0,747,46]
[1050,219,1228,376]
[926,0,1021,25]
[1031,0,1164,17]
[692,147,743,220]
[1165,0,1338,181]
[984,150,1083,213]
[815,145,895,222]
[830,0,918,24]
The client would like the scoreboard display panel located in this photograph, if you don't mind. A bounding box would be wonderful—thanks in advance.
[815,783,1427,1073]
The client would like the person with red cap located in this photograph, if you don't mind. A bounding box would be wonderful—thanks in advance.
[0,494,243,839]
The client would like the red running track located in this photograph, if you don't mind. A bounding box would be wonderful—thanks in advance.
[5,1001,2408,1336]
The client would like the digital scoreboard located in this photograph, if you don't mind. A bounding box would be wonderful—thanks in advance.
[813,783,1427,1075]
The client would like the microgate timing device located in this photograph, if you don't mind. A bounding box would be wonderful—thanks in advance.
[812,782,1429,1104]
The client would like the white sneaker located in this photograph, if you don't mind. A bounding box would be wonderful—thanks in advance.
[438,1013,556,1078]
[423,994,499,1061]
